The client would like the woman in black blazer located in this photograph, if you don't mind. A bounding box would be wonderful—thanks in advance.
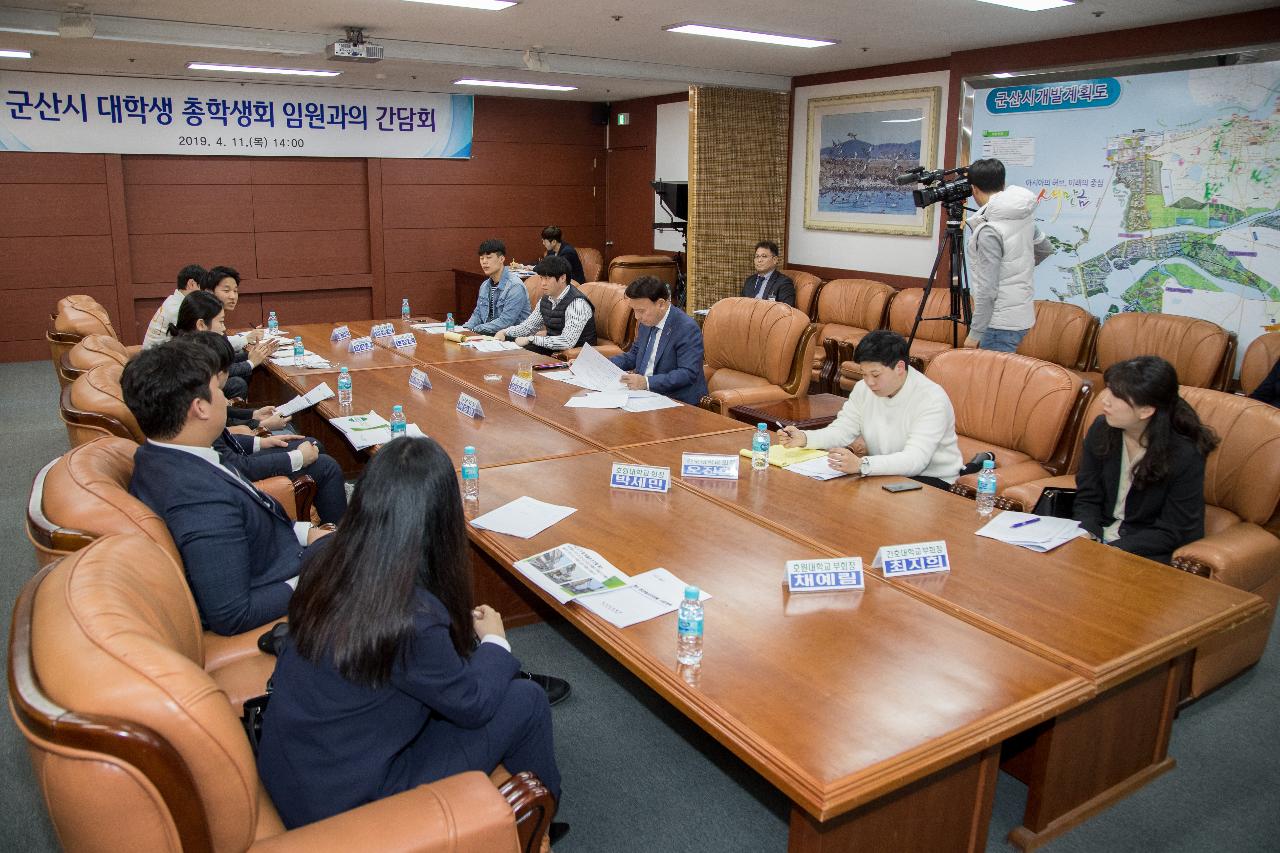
[1074,355,1219,565]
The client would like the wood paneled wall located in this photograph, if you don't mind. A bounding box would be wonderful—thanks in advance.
[0,95,604,362]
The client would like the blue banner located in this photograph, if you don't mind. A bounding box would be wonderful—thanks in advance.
[986,79,1120,114]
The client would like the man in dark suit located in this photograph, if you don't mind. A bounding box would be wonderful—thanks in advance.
[610,276,709,406]
[541,225,587,285]
[122,339,333,636]
[739,240,796,307]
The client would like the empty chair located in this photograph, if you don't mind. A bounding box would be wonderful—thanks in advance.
[781,268,824,320]
[839,287,965,391]
[811,279,894,392]
[560,281,635,360]
[48,295,124,378]
[521,274,544,310]
[699,297,816,415]
[9,533,553,853]
[607,254,678,289]
[1239,331,1280,397]
[579,247,604,283]
[1016,300,1099,370]
[1087,312,1232,390]
[57,332,131,387]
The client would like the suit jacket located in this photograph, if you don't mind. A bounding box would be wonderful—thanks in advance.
[609,306,709,405]
[1250,357,1280,407]
[130,441,305,635]
[1073,416,1206,565]
[740,271,796,307]
[549,243,587,285]
[214,428,299,481]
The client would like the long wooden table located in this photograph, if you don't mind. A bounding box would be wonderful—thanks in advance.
[259,320,1266,852]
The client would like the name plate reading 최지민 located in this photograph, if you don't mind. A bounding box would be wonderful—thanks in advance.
[370,322,395,338]
[408,368,432,391]
[391,332,417,349]
[609,463,671,494]
[330,325,351,342]
[786,557,864,593]
[873,541,950,577]
[680,452,739,480]
[456,392,485,419]
[508,375,536,398]
[349,336,374,354]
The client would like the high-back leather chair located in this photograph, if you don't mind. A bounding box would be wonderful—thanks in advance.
[48,295,120,378]
[521,274,544,311]
[700,297,816,415]
[579,247,604,284]
[9,534,553,853]
[839,287,964,391]
[1089,312,1233,390]
[1016,300,1099,371]
[560,281,635,360]
[58,333,131,387]
[607,254,678,289]
[1239,331,1280,396]
[61,362,143,446]
[926,349,1082,495]
[811,279,894,391]
[781,269,824,320]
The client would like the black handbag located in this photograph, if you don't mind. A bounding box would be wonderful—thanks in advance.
[1032,487,1076,519]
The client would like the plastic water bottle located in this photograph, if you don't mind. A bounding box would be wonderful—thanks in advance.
[336,366,352,409]
[676,586,704,665]
[266,311,278,334]
[401,298,411,321]
[445,312,456,332]
[389,405,406,439]
[292,336,304,357]
[976,459,998,518]
[751,423,770,471]
[461,446,480,503]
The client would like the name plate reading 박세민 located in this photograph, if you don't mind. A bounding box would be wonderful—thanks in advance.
[786,557,864,593]
[508,375,536,398]
[370,322,396,339]
[349,336,374,354]
[408,368,432,391]
[609,463,671,494]
[456,392,485,419]
[330,325,351,342]
[873,541,950,577]
[680,452,740,480]
[391,332,417,349]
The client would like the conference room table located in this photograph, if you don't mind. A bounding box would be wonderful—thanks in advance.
[258,319,1266,852]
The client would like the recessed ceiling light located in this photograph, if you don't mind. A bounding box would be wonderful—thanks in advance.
[0,48,33,59]
[991,72,1015,79]
[664,23,836,49]
[454,78,576,91]
[402,0,518,10]
[187,62,341,78]
[974,0,1075,11]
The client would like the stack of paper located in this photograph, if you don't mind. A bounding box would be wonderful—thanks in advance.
[976,511,1087,552]
[328,411,425,450]
[578,567,711,628]
[736,445,827,468]
[563,389,682,412]
[411,322,448,334]
[464,339,522,352]
[470,496,577,539]
[783,456,849,480]
[566,343,624,392]
[274,382,334,417]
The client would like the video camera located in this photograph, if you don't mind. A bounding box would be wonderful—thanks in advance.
[896,166,972,209]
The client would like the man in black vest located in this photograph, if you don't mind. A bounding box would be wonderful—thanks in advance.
[495,255,597,356]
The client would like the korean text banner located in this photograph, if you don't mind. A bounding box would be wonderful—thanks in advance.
[0,70,473,158]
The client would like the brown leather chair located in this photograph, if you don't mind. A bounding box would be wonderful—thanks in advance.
[699,297,816,415]
[579,247,604,283]
[1239,331,1280,396]
[925,349,1083,496]
[521,274,544,311]
[997,391,1106,513]
[838,287,964,391]
[9,534,553,853]
[810,279,894,392]
[1016,300,1099,371]
[48,295,119,379]
[62,363,143,447]
[1086,312,1233,390]
[607,254,678,289]
[559,281,635,361]
[781,269,824,319]
[58,333,132,387]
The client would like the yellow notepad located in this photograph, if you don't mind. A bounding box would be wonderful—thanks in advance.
[738,445,828,468]
[442,331,465,342]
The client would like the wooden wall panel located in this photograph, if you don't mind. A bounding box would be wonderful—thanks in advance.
[473,96,605,145]
[382,184,598,230]
[0,236,115,290]
[380,141,601,187]
[5,284,119,343]
[255,230,370,278]
[386,271,454,318]
[122,155,252,185]
[252,184,368,232]
[250,158,367,185]
[124,184,254,234]
[129,233,257,285]
[384,225,602,274]
[0,184,110,237]
[270,287,372,325]
[0,152,105,183]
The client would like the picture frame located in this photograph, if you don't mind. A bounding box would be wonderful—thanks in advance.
[803,86,941,236]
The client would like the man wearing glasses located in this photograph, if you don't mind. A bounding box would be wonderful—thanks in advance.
[739,241,796,307]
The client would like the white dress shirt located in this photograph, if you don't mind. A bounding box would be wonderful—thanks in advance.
[503,284,593,351]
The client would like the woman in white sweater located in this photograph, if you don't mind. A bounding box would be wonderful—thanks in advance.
[779,331,963,488]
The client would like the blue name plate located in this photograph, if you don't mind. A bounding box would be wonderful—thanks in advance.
[330,325,351,342]
[409,368,432,391]
[609,463,671,493]
[370,322,395,338]
[873,540,950,577]
[349,336,373,353]
[786,557,865,593]
[680,452,739,480]
[508,375,536,398]
[391,332,417,349]
[456,392,485,419]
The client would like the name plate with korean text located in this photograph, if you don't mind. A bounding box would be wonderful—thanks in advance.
[609,463,671,494]
[409,368,432,391]
[391,332,417,349]
[456,392,485,419]
[873,541,950,577]
[508,375,536,398]
[330,325,351,342]
[786,557,864,593]
[680,452,739,480]
[370,322,395,338]
[348,336,374,353]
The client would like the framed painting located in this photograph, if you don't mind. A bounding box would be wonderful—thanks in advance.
[803,86,941,236]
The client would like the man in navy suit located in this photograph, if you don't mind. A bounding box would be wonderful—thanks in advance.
[122,339,333,636]
[610,276,709,405]
[739,240,796,307]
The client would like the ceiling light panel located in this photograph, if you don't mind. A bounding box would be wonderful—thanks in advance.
[187,62,340,77]
[454,78,576,91]
[974,0,1075,11]
[0,48,32,59]
[402,0,518,10]
[664,23,836,48]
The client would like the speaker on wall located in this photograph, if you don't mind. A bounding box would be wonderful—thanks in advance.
[590,102,610,126]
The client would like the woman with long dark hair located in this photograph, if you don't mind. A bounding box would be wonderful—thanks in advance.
[167,289,226,336]
[1074,355,1218,564]
[257,437,561,828]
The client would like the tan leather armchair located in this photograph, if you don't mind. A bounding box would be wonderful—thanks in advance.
[62,362,144,446]
[1239,331,1280,395]
[1016,300,1099,371]
[925,349,1083,496]
[1086,312,1233,390]
[559,281,635,360]
[579,247,604,283]
[810,279,894,392]
[998,391,1105,513]
[607,254,678,289]
[521,274,544,311]
[48,295,124,378]
[58,332,132,387]
[839,287,964,391]
[699,297,816,415]
[781,268,824,319]
[9,534,554,853]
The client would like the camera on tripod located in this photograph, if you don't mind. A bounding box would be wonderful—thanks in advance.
[896,166,972,209]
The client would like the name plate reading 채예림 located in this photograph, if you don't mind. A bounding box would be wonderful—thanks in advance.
[391,332,417,349]
[409,368,432,391]
[680,452,740,480]
[330,325,351,342]
[349,336,374,354]
[873,541,950,577]
[609,462,671,494]
[370,322,395,339]
[786,557,864,593]
[456,392,485,419]
[508,375,536,398]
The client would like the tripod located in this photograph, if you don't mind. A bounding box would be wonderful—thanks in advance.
[908,200,973,350]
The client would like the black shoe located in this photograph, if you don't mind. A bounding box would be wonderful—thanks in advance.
[549,822,570,845]
[960,450,996,477]
[519,671,571,706]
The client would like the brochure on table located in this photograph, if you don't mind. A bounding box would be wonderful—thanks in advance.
[328,410,425,450]
[274,382,334,417]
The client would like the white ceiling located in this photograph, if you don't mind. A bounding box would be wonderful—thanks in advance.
[0,0,1275,101]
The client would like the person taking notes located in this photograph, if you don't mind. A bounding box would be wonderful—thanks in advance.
[609,276,708,405]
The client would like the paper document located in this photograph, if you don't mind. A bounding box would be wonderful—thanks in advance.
[329,411,391,451]
[275,382,334,417]
[466,339,522,352]
[511,544,629,605]
[540,370,596,389]
[784,456,850,480]
[470,496,576,539]
[566,343,624,392]
[564,391,629,409]
[578,567,711,628]
[736,445,827,468]
[975,511,1086,553]
[411,322,447,332]
[270,353,332,369]
[623,395,681,413]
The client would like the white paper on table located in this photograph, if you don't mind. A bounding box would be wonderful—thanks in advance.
[467,339,523,352]
[511,544,629,605]
[567,343,624,392]
[564,391,629,409]
[623,395,682,413]
[975,511,1087,552]
[406,423,427,438]
[411,322,447,332]
[329,411,390,450]
[275,382,334,417]
[577,567,711,628]
[540,370,595,389]
[784,456,850,481]
[470,496,577,539]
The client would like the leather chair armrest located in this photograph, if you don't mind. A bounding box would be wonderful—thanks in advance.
[251,771,525,853]
[953,460,1055,496]
[698,394,722,414]
[819,338,842,395]
[708,386,793,412]
[203,619,286,671]
[999,475,1076,513]
[1173,523,1280,592]
[252,475,316,522]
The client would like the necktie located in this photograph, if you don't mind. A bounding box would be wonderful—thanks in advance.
[755,276,768,299]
